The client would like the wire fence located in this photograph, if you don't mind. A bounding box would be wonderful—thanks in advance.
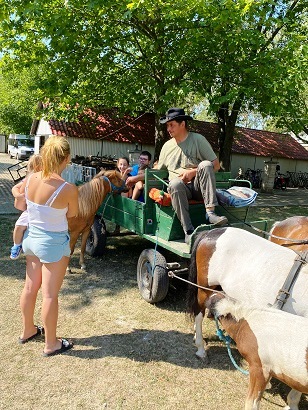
[286,171,308,188]
[61,163,97,184]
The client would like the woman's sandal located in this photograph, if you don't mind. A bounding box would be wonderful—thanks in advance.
[18,325,45,344]
[43,339,74,357]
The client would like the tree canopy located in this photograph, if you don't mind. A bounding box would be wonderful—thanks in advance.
[0,0,307,168]
[0,67,44,134]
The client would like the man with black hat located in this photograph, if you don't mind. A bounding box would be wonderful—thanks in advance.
[156,107,228,243]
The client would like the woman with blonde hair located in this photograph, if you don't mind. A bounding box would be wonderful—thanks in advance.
[18,136,78,357]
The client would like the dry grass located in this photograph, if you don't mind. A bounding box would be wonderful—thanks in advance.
[0,210,307,410]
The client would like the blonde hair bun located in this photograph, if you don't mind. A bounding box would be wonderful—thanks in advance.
[40,136,70,178]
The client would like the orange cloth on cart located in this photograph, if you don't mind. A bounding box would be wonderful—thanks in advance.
[149,188,172,206]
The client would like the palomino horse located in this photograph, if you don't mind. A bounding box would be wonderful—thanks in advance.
[186,227,308,361]
[269,215,308,252]
[68,169,125,271]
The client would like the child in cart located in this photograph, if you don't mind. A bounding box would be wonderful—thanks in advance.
[116,156,132,197]
[131,163,149,200]
[10,154,43,259]
[113,156,132,234]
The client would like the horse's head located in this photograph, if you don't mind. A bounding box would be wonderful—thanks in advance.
[205,293,225,318]
[96,168,127,193]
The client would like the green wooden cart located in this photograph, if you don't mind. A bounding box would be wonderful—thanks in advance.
[86,169,274,303]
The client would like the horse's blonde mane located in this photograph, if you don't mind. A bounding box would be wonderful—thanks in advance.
[77,176,106,218]
[77,169,122,219]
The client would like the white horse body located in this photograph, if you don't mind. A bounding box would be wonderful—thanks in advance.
[208,228,308,317]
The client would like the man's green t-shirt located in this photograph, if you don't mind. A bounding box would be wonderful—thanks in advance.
[156,132,217,180]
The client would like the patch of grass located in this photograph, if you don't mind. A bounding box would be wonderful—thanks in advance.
[0,212,307,409]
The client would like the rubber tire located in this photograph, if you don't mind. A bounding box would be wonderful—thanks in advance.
[86,216,107,257]
[137,249,168,303]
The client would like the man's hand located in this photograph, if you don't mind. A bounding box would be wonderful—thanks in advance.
[180,168,197,183]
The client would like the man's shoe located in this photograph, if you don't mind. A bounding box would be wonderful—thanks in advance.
[185,229,194,245]
[10,244,23,260]
[206,213,228,226]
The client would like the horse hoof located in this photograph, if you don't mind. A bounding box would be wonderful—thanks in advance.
[195,351,209,364]
[66,268,72,274]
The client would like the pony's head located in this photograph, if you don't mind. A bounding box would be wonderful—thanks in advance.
[205,293,225,318]
[95,168,127,193]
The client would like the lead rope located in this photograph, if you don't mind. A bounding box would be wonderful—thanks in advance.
[214,316,249,376]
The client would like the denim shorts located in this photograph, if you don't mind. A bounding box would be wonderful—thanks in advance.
[22,225,71,263]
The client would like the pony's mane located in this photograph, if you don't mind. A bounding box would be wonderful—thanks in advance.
[77,176,106,218]
[77,169,122,218]
[216,298,264,322]
[216,296,305,325]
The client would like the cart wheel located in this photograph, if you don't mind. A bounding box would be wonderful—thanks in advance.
[137,249,168,303]
[86,215,107,257]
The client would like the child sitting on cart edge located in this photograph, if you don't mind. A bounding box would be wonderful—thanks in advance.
[154,107,228,244]
[125,151,152,201]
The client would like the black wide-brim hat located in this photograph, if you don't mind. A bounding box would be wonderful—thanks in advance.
[159,107,193,124]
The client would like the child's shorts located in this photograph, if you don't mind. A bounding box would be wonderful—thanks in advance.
[16,210,28,227]
[22,225,71,263]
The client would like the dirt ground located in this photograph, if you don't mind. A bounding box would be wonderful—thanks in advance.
[0,211,307,410]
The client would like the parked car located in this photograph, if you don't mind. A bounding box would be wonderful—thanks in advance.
[8,134,35,160]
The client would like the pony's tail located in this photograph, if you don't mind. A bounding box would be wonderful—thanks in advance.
[186,233,205,319]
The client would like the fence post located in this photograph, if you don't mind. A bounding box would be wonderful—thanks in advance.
[261,160,278,193]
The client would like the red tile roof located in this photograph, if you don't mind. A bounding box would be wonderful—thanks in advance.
[49,109,155,145]
[191,120,308,160]
[41,109,308,161]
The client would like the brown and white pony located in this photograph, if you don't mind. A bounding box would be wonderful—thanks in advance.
[186,227,308,361]
[269,216,308,252]
[68,169,125,271]
[206,293,308,410]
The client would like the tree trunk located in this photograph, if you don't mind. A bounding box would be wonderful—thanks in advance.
[154,114,169,162]
[217,98,243,171]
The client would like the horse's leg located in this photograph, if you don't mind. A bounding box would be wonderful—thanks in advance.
[194,311,208,361]
[67,231,80,273]
[244,367,269,410]
[79,227,90,271]
[283,389,301,410]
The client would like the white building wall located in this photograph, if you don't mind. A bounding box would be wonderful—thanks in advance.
[0,135,6,153]
[230,154,308,177]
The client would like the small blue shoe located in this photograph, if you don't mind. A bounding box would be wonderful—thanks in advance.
[10,244,23,260]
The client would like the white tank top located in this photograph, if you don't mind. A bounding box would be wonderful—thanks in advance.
[25,175,69,232]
